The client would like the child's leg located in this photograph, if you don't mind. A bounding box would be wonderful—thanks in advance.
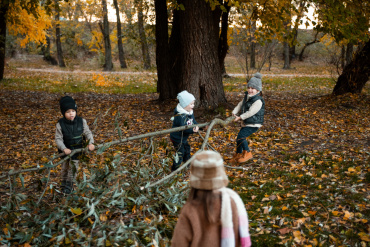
[171,142,185,172]
[182,142,191,163]
[61,160,79,193]
[236,127,259,152]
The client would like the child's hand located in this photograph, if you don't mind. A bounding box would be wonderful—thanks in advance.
[88,144,95,151]
[234,116,241,122]
[193,126,199,132]
[63,148,72,155]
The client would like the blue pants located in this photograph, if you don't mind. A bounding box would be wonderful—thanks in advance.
[236,127,258,153]
[171,141,191,172]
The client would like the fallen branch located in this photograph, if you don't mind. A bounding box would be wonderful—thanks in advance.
[145,116,235,188]
[0,121,211,179]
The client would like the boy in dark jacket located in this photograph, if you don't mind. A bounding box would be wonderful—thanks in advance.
[55,96,95,194]
[170,91,199,172]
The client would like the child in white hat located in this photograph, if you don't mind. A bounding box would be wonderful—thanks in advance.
[169,90,199,172]
[171,150,251,247]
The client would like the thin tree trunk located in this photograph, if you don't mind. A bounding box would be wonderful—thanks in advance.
[178,0,226,108]
[113,0,127,68]
[155,0,176,100]
[169,8,182,94]
[0,1,9,80]
[55,0,66,67]
[137,0,151,69]
[42,35,58,65]
[333,40,370,95]
[101,0,113,71]
[298,31,320,61]
[218,1,230,76]
[250,20,256,69]
[283,42,290,69]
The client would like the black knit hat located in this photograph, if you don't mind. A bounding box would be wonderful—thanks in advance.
[60,96,77,116]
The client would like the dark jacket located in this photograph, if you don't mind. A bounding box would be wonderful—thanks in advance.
[241,93,265,125]
[58,116,84,159]
[170,105,198,143]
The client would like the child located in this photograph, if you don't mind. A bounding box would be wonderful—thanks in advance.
[55,96,95,194]
[231,72,265,164]
[171,150,251,247]
[170,90,199,172]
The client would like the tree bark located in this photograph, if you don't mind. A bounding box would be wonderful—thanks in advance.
[0,1,9,80]
[155,0,176,100]
[168,7,182,96]
[178,0,226,108]
[333,40,370,95]
[218,1,230,76]
[101,0,113,71]
[113,0,127,68]
[55,0,66,67]
[42,35,58,65]
[137,0,151,69]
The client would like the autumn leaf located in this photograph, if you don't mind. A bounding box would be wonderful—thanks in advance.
[70,208,83,215]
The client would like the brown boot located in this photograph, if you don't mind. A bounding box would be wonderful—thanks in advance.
[238,150,253,163]
[229,153,242,164]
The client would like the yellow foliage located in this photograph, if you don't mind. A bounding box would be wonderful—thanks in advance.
[7,0,52,47]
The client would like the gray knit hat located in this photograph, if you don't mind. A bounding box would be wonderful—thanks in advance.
[177,90,196,108]
[190,150,229,190]
[247,72,263,91]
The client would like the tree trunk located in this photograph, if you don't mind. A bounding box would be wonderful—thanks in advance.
[155,0,176,100]
[0,1,9,80]
[333,40,370,95]
[299,31,320,61]
[218,1,230,76]
[249,20,256,69]
[168,8,182,95]
[55,0,66,67]
[42,35,58,65]
[113,0,127,68]
[101,0,113,71]
[345,42,354,66]
[178,0,226,108]
[137,0,151,69]
[283,42,290,69]
[341,45,345,69]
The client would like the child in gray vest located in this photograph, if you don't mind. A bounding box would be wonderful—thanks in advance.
[55,96,95,194]
[231,73,265,164]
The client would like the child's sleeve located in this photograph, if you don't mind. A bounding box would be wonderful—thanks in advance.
[171,207,193,247]
[240,99,263,120]
[82,119,94,145]
[232,100,243,115]
[55,123,67,151]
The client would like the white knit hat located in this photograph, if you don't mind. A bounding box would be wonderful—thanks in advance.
[177,90,196,108]
[190,150,229,190]
[247,72,263,91]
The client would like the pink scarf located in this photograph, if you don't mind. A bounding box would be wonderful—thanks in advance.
[220,188,251,247]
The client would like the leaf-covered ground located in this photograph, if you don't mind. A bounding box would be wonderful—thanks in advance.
[0,68,369,246]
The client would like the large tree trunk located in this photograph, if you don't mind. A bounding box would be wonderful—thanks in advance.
[101,0,113,71]
[218,1,230,76]
[0,1,9,80]
[178,0,226,108]
[55,0,66,67]
[333,40,370,95]
[137,0,151,69]
[113,0,127,69]
[168,8,182,95]
[155,0,176,100]
[42,35,58,65]
[345,42,354,66]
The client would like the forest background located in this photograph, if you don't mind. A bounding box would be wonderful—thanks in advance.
[0,0,369,246]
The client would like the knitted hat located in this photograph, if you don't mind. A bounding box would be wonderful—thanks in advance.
[247,72,263,91]
[60,96,77,116]
[177,90,196,108]
[190,150,229,190]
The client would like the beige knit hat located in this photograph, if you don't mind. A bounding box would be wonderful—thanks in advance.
[190,150,229,190]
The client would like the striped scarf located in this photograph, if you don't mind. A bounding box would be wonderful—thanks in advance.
[220,188,251,247]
